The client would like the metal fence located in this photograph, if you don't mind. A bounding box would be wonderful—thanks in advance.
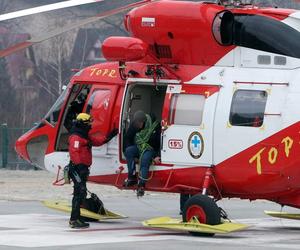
[1,124,36,170]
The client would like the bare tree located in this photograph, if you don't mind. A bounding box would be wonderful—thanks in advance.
[0,1,11,15]
[37,33,75,95]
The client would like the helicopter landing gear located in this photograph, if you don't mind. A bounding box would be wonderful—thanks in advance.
[182,194,221,236]
[143,196,247,236]
[143,169,247,235]
[201,168,213,195]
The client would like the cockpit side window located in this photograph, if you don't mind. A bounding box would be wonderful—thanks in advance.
[55,84,91,151]
[44,89,68,126]
[84,89,111,134]
[63,85,90,131]
[86,90,111,115]
[229,90,267,127]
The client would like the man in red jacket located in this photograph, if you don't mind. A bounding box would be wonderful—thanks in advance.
[68,113,117,229]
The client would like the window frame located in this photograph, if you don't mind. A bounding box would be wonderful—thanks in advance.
[44,88,68,126]
[229,89,268,127]
[168,93,206,126]
[85,89,111,115]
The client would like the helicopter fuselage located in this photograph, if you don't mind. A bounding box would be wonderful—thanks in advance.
[15,1,300,209]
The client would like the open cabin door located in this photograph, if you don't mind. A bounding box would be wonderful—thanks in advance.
[84,85,118,136]
[161,84,220,166]
[83,84,118,156]
[55,83,118,152]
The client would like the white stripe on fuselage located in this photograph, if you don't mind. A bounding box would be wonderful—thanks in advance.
[187,46,300,165]
[282,11,300,31]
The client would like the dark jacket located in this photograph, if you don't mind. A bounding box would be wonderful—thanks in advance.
[124,116,161,153]
[124,124,141,149]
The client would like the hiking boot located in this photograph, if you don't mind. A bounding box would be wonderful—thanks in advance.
[69,219,89,229]
[123,178,137,188]
[136,186,145,197]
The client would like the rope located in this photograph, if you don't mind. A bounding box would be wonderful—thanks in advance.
[135,114,158,182]
[136,163,154,181]
[279,204,284,227]
[135,194,171,212]
[211,174,223,201]
[136,196,159,209]
[211,173,232,221]
[135,114,159,162]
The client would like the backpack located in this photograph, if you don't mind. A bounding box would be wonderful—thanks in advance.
[81,193,106,221]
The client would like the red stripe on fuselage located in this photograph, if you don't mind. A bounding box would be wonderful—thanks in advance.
[90,122,300,208]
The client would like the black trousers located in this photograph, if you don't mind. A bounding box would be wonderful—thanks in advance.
[69,164,90,221]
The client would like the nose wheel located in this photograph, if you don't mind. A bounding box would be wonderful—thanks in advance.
[182,194,221,236]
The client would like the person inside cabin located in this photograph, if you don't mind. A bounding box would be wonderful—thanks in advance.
[68,113,117,229]
[64,93,87,131]
[123,110,161,197]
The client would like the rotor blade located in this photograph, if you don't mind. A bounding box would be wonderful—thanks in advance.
[0,0,104,22]
[0,0,152,58]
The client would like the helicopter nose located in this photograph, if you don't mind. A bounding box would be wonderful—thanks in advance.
[15,134,31,162]
[15,125,49,169]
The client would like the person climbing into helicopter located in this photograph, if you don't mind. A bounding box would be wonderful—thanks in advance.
[64,92,88,131]
[68,112,117,229]
[123,110,161,197]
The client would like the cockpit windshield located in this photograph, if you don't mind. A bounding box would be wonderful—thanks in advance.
[44,89,68,126]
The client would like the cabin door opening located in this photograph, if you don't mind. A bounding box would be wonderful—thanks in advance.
[120,82,167,159]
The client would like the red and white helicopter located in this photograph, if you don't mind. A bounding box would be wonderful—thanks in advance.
[2,0,300,233]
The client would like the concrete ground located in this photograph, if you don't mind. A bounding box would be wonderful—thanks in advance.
[1,170,300,249]
[1,195,300,250]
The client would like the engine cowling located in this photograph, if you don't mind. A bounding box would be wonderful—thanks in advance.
[102,36,148,62]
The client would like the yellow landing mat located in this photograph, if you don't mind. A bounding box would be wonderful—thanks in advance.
[264,210,300,220]
[143,217,248,234]
[42,200,127,220]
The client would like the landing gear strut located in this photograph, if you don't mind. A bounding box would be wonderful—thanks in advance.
[181,168,221,236]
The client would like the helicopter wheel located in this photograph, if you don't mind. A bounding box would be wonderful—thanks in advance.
[182,194,221,237]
